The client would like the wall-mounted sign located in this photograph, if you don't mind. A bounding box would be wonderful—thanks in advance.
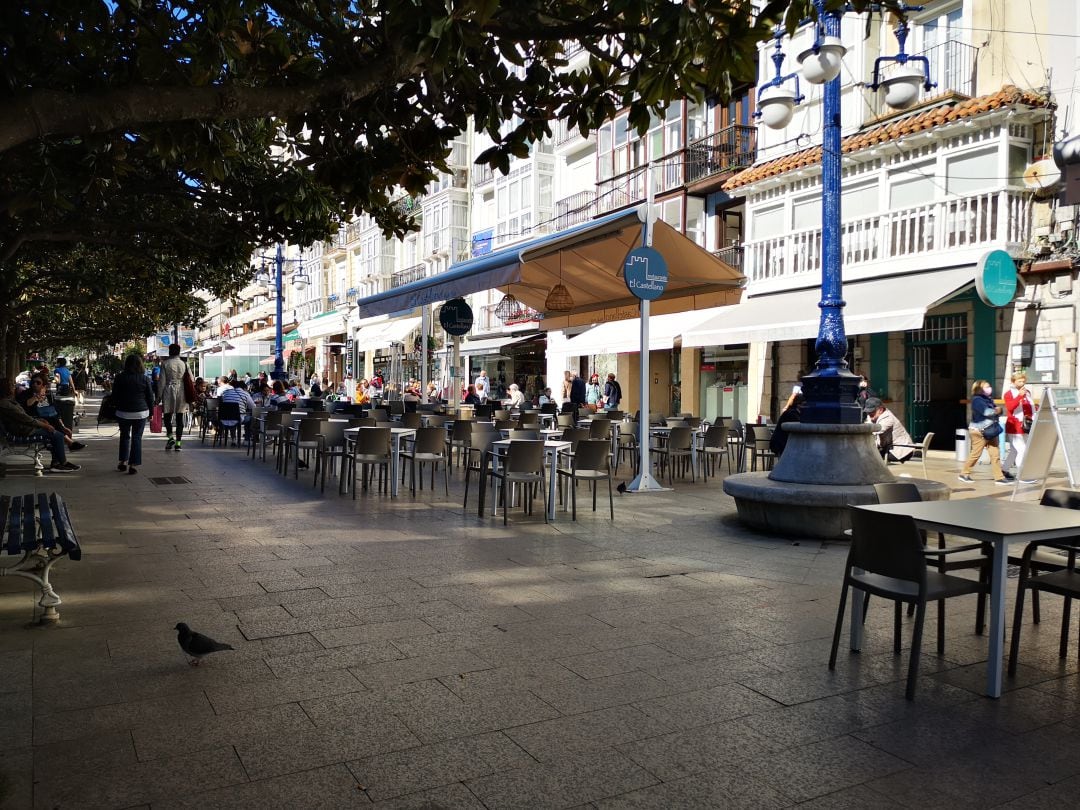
[439,297,474,336]
[975,249,1018,307]
[623,246,668,301]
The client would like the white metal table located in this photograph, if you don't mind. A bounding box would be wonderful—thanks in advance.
[854,497,1080,698]
[484,439,571,521]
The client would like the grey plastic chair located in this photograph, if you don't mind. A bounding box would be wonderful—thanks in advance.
[489,440,547,525]
[348,427,392,497]
[401,426,449,495]
[556,439,614,520]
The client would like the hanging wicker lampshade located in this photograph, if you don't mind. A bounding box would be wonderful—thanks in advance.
[494,292,520,322]
[544,283,574,312]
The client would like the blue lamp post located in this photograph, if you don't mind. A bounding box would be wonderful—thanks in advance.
[756,4,933,424]
[255,244,311,381]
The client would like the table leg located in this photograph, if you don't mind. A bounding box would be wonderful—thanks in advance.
[546,448,557,521]
[985,540,1007,698]
[390,436,400,498]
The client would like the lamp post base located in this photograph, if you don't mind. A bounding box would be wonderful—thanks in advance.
[800,370,862,425]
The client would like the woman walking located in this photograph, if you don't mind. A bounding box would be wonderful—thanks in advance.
[157,343,190,451]
[113,353,155,475]
[1003,371,1036,478]
[958,379,1013,485]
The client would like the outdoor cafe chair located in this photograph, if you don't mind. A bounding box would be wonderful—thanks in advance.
[475,403,494,420]
[508,428,540,441]
[606,410,624,421]
[615,421,640,475]
[446,419,473,467]
[743,424,775,472]
[348,427,392,497]
[425,413,446,427]
[556,439,614,520]
[463,427,501,513]
[829,508,988,700]
[494,418,514,430]
[698,423,731,479]
[1009,488,1080,674]
[494,409,512,421]
[589,419,612,440]
[890,431,934,478]
[211,401,242,448]
[200,397,220,442]
[556,413,576,429]
[368,408,389,422]
[388,400,405,416]
[348,417,375,428]
[488,440,547,525]
[286,417,323,479]
[260,411,288,462]
[400,426,449,496]
[314,420,348,494]
[401,412,422,429]
[652,426,695,484]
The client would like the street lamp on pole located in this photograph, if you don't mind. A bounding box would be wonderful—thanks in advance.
[756,3,933,424]
[255,244,310,382]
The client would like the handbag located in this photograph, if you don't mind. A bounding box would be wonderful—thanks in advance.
[182,370,197,404]
[1023,416,1033,434]
[150,404,164,434]
[982,421,1003,440]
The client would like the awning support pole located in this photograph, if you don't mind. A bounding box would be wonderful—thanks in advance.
[626,164,668,492]
[421,306,430,404]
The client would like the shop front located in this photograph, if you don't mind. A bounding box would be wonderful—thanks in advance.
[461,333,545,403]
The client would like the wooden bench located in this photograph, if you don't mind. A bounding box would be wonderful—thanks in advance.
[0,493,82,622]
[0,431,50,476]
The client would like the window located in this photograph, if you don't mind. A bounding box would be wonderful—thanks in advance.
[1008,144,1031,187]
[919,6,967,94]
[661,198,682,230]
[889,163,936,208]
[752,204,785,239]
[842,181,879,219]
[792,197,821,230]
[685,197,705,246]
[946,149,996,196]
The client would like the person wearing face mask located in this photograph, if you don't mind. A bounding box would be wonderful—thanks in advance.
[855,375,876,406]
[1003,371,1037,480]
[958,379,1012,485]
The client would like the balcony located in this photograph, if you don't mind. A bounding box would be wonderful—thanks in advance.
[477,303,544,332]
[474,162,495,187]
[869,39,977,118]
[746,190,1028,285]
[393,195,423,222]
[713,245,745,272]
[554,190,598,230]
[686,125,757,187]
[391,263,427,289]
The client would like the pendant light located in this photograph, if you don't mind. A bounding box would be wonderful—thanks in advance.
[544,253,575,312]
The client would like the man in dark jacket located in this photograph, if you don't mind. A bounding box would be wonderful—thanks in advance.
[603,373,622,410]
[0,378,79,472]
[569,373,587,407]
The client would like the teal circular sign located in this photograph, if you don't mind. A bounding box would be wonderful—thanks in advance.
[624,246,668,301]
[976,250,1017,307]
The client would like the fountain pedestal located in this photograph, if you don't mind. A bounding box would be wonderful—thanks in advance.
[723,423,949,539]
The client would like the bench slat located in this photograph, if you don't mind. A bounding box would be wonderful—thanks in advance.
[21,494,35,552]
[37,492,55,550]
[50,493,81,561]
[1,495,16,555]
[6,494,20,554]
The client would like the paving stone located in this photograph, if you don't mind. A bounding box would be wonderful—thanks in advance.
[266,641,404,678]
[370,782,486,809]
[156,763,369,809]
[348,731,532,801]
[465,747,659,809]
[0,689,31,748]
[505,705,675,762]
[394,689,562,744]
[592,766,791,809]
[528,670,678,715]
[205,669,364,714]
[439,660,584,700]
[349,650,493,688]
[616,718,784,781]
[33,689,216,744]
[555,643,688,680]
[632,681,780,730]
[301,680,464,727]
[313,619,439,648]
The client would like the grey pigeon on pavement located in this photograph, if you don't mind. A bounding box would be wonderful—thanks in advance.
[175,622,234,666]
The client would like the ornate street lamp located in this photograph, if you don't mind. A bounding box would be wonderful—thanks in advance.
[755,2,933,423]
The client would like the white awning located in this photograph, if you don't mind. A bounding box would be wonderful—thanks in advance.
[562,309,723,356]
[459,334,534,357]
[298,311,346,340]
[683,267,975,347]
[354,316,421,351]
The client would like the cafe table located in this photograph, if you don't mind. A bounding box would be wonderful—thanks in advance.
[479,439,571,521]
[343,426,416,497]
[853,497,1080,698]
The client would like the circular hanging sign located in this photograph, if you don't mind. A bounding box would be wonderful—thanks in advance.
[439,297,473,336]
[623,246,668,301]
[976,249,1018,307]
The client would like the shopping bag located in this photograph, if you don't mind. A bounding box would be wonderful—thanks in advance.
[150,404,164,434]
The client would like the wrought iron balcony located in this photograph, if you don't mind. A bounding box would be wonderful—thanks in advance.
[686,125,757,185]
[554,190,598,230]
[391,263,427,289]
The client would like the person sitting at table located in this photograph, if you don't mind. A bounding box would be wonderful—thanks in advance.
[462,384,481,406]
[863,397,914,464]
[770,393,803,458]
[16,376,85,451]
[505,383,525,409]
[538,387,553,407]
[266,380,292,411]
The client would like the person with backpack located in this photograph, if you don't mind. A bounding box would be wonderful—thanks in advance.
[603,373,622,411]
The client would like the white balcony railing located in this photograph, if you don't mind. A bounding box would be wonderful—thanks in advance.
[746,190,1029,284]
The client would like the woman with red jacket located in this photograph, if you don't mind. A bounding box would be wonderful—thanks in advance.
[1003,370,1035,477]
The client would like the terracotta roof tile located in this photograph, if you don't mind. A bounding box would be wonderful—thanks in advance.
[723,85,1050,191]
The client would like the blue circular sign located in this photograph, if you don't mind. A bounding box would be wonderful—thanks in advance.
[976,249,1017,307]
[624,246,668,301]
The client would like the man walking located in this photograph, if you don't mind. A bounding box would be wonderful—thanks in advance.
[603,373,622,411]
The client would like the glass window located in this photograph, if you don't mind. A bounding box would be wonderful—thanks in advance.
[792,197,821,230]
[946,148,995,195]
[752,205,785,239]
[661,198,681,229]
[509,180,519,213]
[521,177,532,210]
[1008,144,1030,186]
[685,197,705,246]
[598,123,611,154]
[890,175,936,208]
[538,175,552,209]
[497,189,507,218]
[842,182,879,218]
[614,115,628,145]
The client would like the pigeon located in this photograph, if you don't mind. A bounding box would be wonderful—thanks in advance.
[175,622,234,666]
[616,482,627,494]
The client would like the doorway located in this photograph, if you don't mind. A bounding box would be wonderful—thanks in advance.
[905,314,968,449]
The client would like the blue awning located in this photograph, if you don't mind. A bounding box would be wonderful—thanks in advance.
[354,209,744,324]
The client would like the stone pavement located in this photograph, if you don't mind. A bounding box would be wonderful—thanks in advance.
[2,405,1079,809]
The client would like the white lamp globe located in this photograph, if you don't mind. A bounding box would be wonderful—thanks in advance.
[758,86,797,130]
[798,37,846,85]
[881,66,924,110]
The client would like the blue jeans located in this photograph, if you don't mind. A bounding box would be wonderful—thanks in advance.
[118,417,146,466]
[29,428,66,465]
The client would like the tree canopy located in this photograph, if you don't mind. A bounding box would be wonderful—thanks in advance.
[0,0,896,375]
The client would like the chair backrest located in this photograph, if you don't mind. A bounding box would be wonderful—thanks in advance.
[494,409,511,421]
[540,402,559,414]
[606,410,624,421]
[519,412,540,428]
[506,440,545,473]
[702,424,728,448]
[450,420,473,441]
[664,418,687,430]
[667,426,693,450]
[307,412,331,421]
[414,426,445,454]
[562,427,590,449]
[475,404,494,420]
[556,413,576,428]
[388,400,405,415]
[354,427,391,457]
[618,422,640,446]
[730,419,744,438]
[298,418,323,441]
[373,420,397,428]
[848,508,927,584]
[426,414,446,427]
[265,411,288,430]
[401,412,422,429]
[683,416,702,430]
[589,420,612,440]
[574,439,610,472]
[218,401,241,421]
[319,420,347,449]
[919,432,934,453]
[494,419,514,430]
[508,429,539,441]
[468,428,501,455]
[873,482,922,504]
[1041,489,1080,510]
[368,408,388,422]
[348,417,375,428]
